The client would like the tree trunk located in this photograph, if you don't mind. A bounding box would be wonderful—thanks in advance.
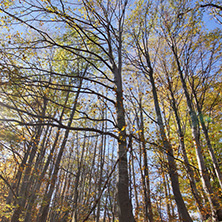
[148,67,193,222]
[111,4,135,219]
[137,100,153,222]
[165,72,208,220]
[114,63,135,221]
[172,46,222,221]
[191,84,222,190]
[37,79,83,222]
[129,136,139,221]
[11,124,43,222]
[24,86,72,222]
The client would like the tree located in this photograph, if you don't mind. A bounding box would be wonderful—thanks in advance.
[0,0,221,221]
[126,1,192,220]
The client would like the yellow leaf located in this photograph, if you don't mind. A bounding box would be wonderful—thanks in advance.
[121,126,126,131]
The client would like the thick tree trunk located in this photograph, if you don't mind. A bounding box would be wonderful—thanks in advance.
[115,64,135,222]
[111,6,135,219]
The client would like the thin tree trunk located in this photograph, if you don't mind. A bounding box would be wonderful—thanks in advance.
[148,66,193,221]
[129,136,139,221]
[24,85,72,222]
[172,45,222,221]
[162,166,172,221]
[11,124,43,222]
[191,84,222,190]
[138,100,153,222]
[165,71,208,220]
[72,133,89,222]
[37,78,83,222]
[96,112,106,222]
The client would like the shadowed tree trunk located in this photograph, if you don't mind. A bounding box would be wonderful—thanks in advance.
[137,99,153,222]
[190,79,222,190]
[148,66,193,221]
[171,44,222,221]
[129,14,192,219]
[37,76,84,222]
[163,66,208,220]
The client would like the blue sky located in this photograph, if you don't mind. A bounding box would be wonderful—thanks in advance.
[203,10,222,30]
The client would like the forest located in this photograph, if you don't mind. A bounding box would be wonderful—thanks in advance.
[0,0,221,221]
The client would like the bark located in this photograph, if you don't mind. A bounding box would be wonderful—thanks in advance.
[24,84,72,222]
[11,124,43,222]
[172,45,222,221]
[37,78,83,222]
[191,84,222,190]
[148,66,193,222]
[96,114,106,222]
[72,133,88,222]
[137,100,153,222]
[114,63,135,221]
[165,71,208,220]
[129,137,139,221]
[110,2,135,220]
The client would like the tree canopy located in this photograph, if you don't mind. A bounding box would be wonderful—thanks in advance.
[0,0,221,221]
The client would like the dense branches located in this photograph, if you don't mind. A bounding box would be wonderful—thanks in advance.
[0,0,221,221]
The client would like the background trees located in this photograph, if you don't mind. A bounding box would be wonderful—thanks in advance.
[0,0,221,221]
